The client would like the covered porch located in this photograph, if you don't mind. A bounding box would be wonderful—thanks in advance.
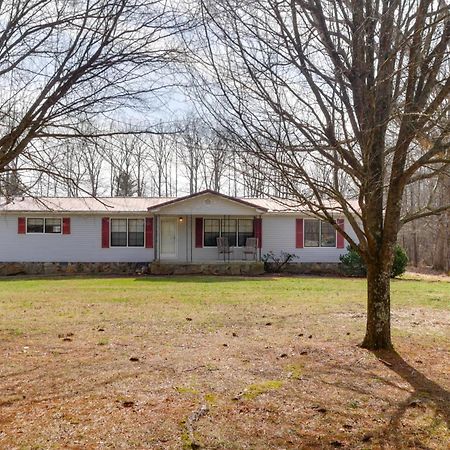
[147,190,267,264]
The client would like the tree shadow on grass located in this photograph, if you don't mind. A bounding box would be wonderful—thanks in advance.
[0,274,270,283]
[373,349,450,434]
[134,275,269,283]
[0,274,135,282]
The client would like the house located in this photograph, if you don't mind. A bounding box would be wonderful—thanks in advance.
[0,190,357,275]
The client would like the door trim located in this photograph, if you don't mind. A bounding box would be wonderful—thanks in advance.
[160,217,178,259]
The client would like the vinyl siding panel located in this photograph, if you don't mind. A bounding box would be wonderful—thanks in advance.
[0,214,154,262]
[262,216,357,263]
[0,213,357,264]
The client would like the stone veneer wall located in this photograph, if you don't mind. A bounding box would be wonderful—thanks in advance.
[0,262,149,276]
[0,261,340,276]
[0,261,266,276]
[149,262,265,276]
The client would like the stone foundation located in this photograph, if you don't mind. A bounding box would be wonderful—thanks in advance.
[149,261,265,276]
[0,261,338,277]
[0,261,265,276]
[0,262,149,276]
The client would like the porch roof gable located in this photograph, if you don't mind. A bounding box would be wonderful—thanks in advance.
[147,190,268,215]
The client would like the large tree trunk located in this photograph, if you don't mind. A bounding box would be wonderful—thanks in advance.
[361,262,393,350]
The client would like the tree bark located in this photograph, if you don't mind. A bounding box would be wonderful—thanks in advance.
[362,262,393,350]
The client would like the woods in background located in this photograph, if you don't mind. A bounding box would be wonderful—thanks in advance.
[0,116,280,199]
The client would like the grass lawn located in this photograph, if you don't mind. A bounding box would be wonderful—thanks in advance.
[0,275,448,449]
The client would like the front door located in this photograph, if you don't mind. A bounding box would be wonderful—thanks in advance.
[160,217,177,259]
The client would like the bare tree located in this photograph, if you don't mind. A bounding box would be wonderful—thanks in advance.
[0,0,185,178]
[0,161,25,199]
[177,118,208,194]
[82,139,105,197]
[148,125,176,196]
[201,131,224,191]
[193,0,450,349]
[109,135,138,196]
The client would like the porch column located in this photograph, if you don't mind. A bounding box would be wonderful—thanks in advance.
[185,215,189,263]
[190,215,193,262]
[154,215,159,261]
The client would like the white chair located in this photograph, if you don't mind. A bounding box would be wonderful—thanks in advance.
[243,237,258,260]
[217,237,233,261]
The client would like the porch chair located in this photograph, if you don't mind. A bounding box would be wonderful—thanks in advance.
[217,237,233,261]
[243,237,258,261]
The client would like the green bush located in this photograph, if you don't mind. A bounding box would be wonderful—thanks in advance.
[339,245,408,278]
[339,246,367,277]
[391,245,409,278]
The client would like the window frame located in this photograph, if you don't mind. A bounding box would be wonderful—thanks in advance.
[320,221,337,248]
[26,217,62,235]
[203,218,221,248]
[110,217,145,248]
[203,217,254,248]
[303,219,337,248]
[238,218,254,247]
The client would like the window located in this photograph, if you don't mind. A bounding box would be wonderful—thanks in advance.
[204,218,255,247]
[321,221,336,247]
[304,219,320,247]
[222,219,237,246]
[45,218,61,234]
[204,219,220,247]
[304,219,336,247]
[111,219,127,247]
[238,219,254,247]
[27,218,61,234]
[110,218,144,247]
[27,218,44,233]
[128,219,144,247]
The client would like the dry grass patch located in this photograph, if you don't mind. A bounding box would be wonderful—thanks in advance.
[0,275,448,449]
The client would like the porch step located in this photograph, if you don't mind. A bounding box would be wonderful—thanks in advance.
[149,261,265,276]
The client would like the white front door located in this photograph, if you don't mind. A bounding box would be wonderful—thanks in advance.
[160,217,177,259]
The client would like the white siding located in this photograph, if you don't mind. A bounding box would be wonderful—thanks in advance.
[0,213,358,264]
[0,214,154,262]
[262,216,357,263]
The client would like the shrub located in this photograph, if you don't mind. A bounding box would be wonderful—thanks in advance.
[339,246,367,277]
[391,245,409,278]
[262,251,297,273]
[339,245,408,278]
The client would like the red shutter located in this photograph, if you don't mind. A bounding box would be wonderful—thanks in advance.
[18,217,26,234]
[337,218,345,248]
[145,217,153,248]
[253,218,262,248]
[195,217,203,248]
[101,217,110,248]
[62,218,71,234]
[295,218,304,248]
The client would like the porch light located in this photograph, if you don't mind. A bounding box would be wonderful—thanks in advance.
[178,216,184,223]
